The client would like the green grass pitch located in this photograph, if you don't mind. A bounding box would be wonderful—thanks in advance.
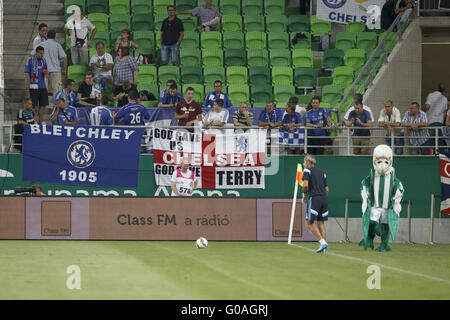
[0,241,449,299]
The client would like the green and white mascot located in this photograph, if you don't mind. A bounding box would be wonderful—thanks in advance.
[360,145,404,252]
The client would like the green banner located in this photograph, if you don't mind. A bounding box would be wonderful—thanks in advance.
[0,153,442,218]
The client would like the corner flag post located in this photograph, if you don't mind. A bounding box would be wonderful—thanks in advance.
[288,163,303,244]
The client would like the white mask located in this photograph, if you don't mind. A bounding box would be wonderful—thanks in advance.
[373,144,393,176]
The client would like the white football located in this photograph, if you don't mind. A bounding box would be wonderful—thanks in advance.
[196,237,208,249]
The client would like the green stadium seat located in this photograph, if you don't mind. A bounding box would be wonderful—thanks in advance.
[310,15,331,35]
[221,15,242,32]
[158,65,180,86]
[178,15,199,31]
[297,94,312,105]
[264,0,285,15]
[242,0,262,15]
[176,0,196,11]
[138,65,158,84]
[198,0,218,6]
[110,30,122,44]
[332,66,354,86]
[140,100,157,107]
[109,0,130,14]
[290,32,311,49]
[202,48,223,67]
[181,31,200,48]
[378,31,398,52]
[132,0,152,14]
[244,15,265,32]
[228,85,250,103]
[154,0,174,15]
[246,49,269,68]
[86,0,107,13]
[134,47,154,57]
[270,49,291,67]
[65,0,85,14]
[357,32,378,53]
[224,49,246,67]
[370,49,384,71]
[322,85,344,106]
[223,32,244,50]
[90,30,110,49]
[265,15,287,33]
[87,13,109,31]
[294,67,316,89]
[138,83,159,97]
[268,32,289,50]
[180,48,202,66]
[203,66,225,85]
[346,22,366,33]
[220,0,241,15]
[182,83,204,102]
[132,14,154,31]
[251,84,272,103]
[201,31,222,50]
[68,65,88,84]
[272,66,293,86]
[154,14,167,32]
[226,66,248,84]
[110,14,130,32]
[323,48,345,69]
[181,66,203,84]
[133,31,155,51]
[292,49,313,68]
[252,102,267,108]
[288,15,310,33]
[345,49,366,69]
[274,85,295,104]
[245,31,267,50]
[249,67,270,86]
[335,32,356,51]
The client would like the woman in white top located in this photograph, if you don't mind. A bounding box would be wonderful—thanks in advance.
[170,157,198,196]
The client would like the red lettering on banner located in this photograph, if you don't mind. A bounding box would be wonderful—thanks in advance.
[440,159,450,179]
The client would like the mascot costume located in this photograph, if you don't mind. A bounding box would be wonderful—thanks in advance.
[360,145,404,252]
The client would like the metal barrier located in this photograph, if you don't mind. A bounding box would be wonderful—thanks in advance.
[2,124,446,156]
[429,194,445,244]
[344,199,413,243]
[418,0,450,14]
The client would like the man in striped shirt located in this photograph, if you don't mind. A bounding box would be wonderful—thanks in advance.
[401,102,431,155]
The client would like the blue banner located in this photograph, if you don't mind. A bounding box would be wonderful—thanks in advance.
[22,125,145,188]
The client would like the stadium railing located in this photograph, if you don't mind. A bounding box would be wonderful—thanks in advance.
[2,124,446,156]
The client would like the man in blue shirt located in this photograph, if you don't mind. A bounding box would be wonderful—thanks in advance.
[115,90,150,125]
[203,80,232,109]
[50,98,78,125]
[258,100,283,129]
[343,102,373,155]
[306,96,328,155]
[158,83,184,108]
[90,95,113,126]
[25,46,48,123]
[54,79,93,108]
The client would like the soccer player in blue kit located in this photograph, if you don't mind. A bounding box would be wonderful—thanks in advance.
[114,90,150,125]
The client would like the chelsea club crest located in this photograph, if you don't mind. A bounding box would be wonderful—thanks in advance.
[322,0,347,9]
[67,140,95,168]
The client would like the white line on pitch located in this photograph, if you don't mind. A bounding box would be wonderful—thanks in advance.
[289,243,450,285]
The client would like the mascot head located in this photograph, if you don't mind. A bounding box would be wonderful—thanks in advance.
[373,144,393,176]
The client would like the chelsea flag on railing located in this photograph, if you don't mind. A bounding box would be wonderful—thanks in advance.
[22,125,145,188]
[439,150,450,215]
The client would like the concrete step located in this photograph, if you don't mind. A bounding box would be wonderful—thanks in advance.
[5,4,64,16]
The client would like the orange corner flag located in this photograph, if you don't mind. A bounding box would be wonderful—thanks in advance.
[296,163,303,186]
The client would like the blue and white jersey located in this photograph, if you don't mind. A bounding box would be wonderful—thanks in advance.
[54,89,80,107]
[203,92,233,108]
[115,102,150,125]
[51,106,78,125]
[90,106,113,126]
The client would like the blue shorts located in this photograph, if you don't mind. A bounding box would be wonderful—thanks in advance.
[306,195,328,221]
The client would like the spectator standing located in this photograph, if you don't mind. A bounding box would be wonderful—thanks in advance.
[31,30,67,97]
[159,83,184,108]
[174,87,202,126]
[343,93,374,122]
[306,97,327,155]
[343,102,373,155]
[50,98,78,125]
[378,100,403,154]
[111,80,137,107]
[203,80,232,108]
[24,46,48,124]
[282,102,304,155]
[423,83,448,148]
[54,79,93,108]
[90,95,113,126]
[402,102,431,155]
[33,23,48,50]
[90,42,114,86]
[64,6,96,66]
[114,90,150,126]
[380,0,415,31]
[114,29,139,59]
[160,6,184,66]
[233,102,254,132]
[113,47,139,87]
[77,72,100,107]
[176,0,221,32]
